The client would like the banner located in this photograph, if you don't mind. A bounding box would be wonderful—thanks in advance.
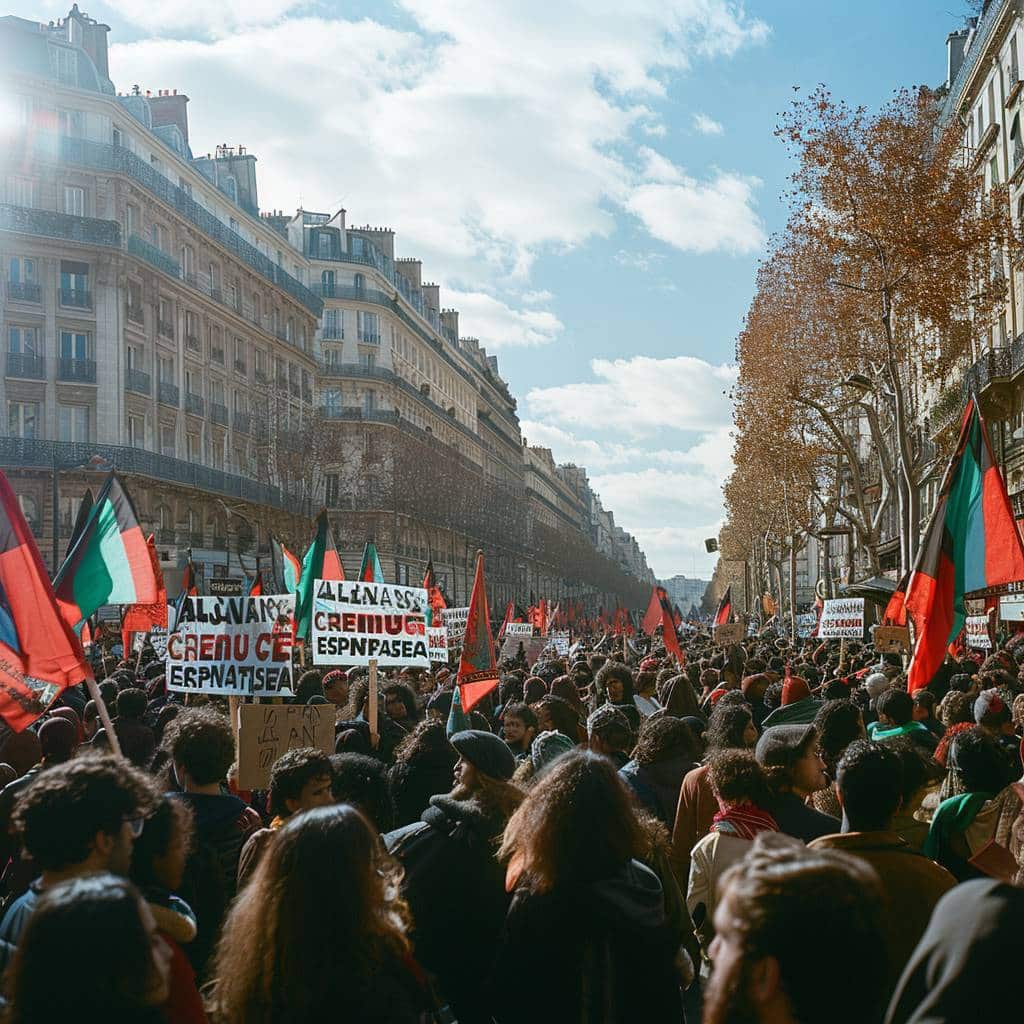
[499,634,547,666]
[311,579,429,667]
[505,621,533,639]
[237,704,335,790]
[714,622,746,645]
[549,630,570,655]
[442,606,470,653]
[427,625,449,663]
[965,614,992,650]
[166,595,295,696]
[795,611,818,639]
[873,625,910,654]
[817,598,865,639]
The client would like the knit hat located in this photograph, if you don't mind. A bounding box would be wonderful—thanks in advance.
[864,672,890,699]
[586,703,630,738]
[974,688,1008,725]
[450,729,516,781]
[755,724,817,769]
[781,676,810,706]
[323,669,348,686]
[530,729,575,772]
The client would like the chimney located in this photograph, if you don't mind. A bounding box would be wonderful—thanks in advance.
[440,308,459,338]
[422,283,440,318]
[395,258,422,288]
[947,28,970,90]
[147,90,191,145]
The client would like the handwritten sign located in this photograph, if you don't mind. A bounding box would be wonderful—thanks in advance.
[817,598,865,639]
[505,622,533,639]
[237,704,335,790]
[427,625,449,662]
[795,611,819,639]
[873,625,910,654]
[965,615,992,650]
[714,622,746,646]
[442,607,470,646]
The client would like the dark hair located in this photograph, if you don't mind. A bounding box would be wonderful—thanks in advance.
[763,680,784,710]
[876,688,913,726]
[835,741,902,831]
[328,754,394,832]
[499,750,644,892]
[13,753,157,871]
[821,679,849,702]
[131,795,194,890]
[382,682,419,721]
[912,690,936,713]
[631,716,700,767]
[503,702,538,731]
[888,739,941,805]
[949,728,1015,794]
[717,833,887,1024]
[594,661,634,705]
[938,689,974,727]
[705,705,754,752]
[393,719,456,767]
[115,688,148,720]
[708,749,771,807]
[269,748,333,819]
[634,671,656,694]
[212,805,411,1019]
[813,699,864,774]
[162,707,235,786]
[5,875,162,1023]
[948,673,974,693]
[534,694,580,740]
[322,670,347,694]
[293,670,323,705]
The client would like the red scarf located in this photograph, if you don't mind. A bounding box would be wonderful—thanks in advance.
[711,802,779,841]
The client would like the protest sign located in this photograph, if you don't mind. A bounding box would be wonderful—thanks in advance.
[237,704,334,790]
[714,622,746,645]
[966,614,992,650]
[166,595,295,696]
[443,606,470,646]
[427,625,449,662]
[209,578,244,596]
[549,630,570,655]
[817,598,865,639]
[499,635,547,666]
[311,579,430,667]
[505,621,533,639]
[795,611,818,639]
[873,625,910,654]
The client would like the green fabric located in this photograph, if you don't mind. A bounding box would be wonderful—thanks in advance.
[922,791,991,862]
[867,721,929,742]
[446,684,470,737]
[294,520,327,641]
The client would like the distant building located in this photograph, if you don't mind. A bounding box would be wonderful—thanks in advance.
[660,574,709,610]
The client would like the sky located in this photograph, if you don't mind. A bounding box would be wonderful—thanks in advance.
[9,0,968,579]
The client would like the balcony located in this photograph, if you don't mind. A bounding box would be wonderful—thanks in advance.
[127,234,181,280]
[60,287,91,309]
[321,406,400,425]
[233,412,250,433]
[158,381,179,407]
[234,359,247,375]
[6,353,45,379]
[255,369,269,384]
[127,303,145,326]
[157,319,174,340]
[7,280,41,303]
[185,393,204,416]
[0,203,121,249]
[357,331,381,345]
[211,347,225,365]
[126,368,151,395]
[210,402,228,426]
[58,357,96,383]
[185,334,201,353]
[322,325,344,340]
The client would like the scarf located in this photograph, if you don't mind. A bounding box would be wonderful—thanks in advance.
[711,802,779,840]
[923,791,992,863]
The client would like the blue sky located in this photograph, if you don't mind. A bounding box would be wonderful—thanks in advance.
[10,1,966,578]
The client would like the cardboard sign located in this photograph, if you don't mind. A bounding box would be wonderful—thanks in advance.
[427,625,449,662]
[166,595,295,696]
[795,612,819,639]
[237,704,335,790]
[209,578,244,596]
[966,615,992,650]
[499,635,547,666]
[442,607,470,646]
[817,598,865,639]
[873,625,910,654]
[714,622,746,645]
[311,579,430,667]
[504,622,533,639]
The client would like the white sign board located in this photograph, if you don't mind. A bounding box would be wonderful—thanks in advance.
[166,595,295,696]
[442,606,470,645]
[549,630,570,655]
[817,598,865,639]
[504,621,533,639]
[795,611,818,639]
[1000,594,1024,622]
[427,625,450,662]
[311,579,430,668]
[966,614,992,650]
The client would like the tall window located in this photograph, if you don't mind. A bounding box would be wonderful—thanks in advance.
[160,425,175,457]
[8,401,38,438]
[8,257,36,287]
[6,177,34,207]
[323,388,342,416]
[321,270,335,296]
[125,202,137,237]
[181,245,194,280]
[58,404,89,442]
[60,260,89,306]
[8,326,39,355]
[59,329,90,360]
[127,414,145,448]
[325,474,340,506]
[63,185,85,216]
[323,309,342,339]
[357,311,379,343]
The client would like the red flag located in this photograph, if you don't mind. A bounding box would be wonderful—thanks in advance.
[882,573,908,627]
[714,586,733,626]
[422,559,446,624]
[122,535,168,651]
[656,588,682,661]
[0,471,91,731]
[642,587,663,636]
[497,599,514,639]
[457,552,498,712]
[248,570,264,597]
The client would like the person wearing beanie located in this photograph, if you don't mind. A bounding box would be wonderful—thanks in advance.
[863,672,891,726]
[760,674,821,728]
[755,724,839,842]
[530,729,576,775]
[586,705,632,769]
[385,729,523,1023]
[974,688,1023,774]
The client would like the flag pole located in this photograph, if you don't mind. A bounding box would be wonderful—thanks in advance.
[85,675,123,758]
[368,658,379,746]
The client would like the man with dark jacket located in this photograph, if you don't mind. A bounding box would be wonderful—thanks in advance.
[385,730,523,1024]
[164,707,262,978]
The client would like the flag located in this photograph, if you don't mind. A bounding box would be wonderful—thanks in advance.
[673,603,683,628]
[0,471,91,731]
[497,599,514,639]
[642,587,663,636]
[422,559,446,627]
[658,587,683,662]
[359,540,384,583]
[248,562,264,597]
[446,680,471,736]
[882,573,908,627]
[121,534,168,651]
[295,511,345,641]
[623,608,636,637]
[762,593,777,618]
[171,554,198,632]
[53,473,157,632]
[457,551,498,712]
[714,586,733,626]
[906,399,1024,692]
[270,536,302,595]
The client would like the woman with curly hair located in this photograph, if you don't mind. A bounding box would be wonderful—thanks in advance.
[810,699,865,819]
[211,804,429,1022]
[620,716,702,828]
[388,719,458,827]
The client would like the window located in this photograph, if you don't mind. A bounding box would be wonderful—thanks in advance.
[234,337,246,371]
[8,257,36,287]
[209,263,221,295]
[57,109,83,137]
[185,310,199,344]
[990,155,1000,189]
[58,404,90,442]
[48,44,77,84]
[359,351,376,370]
[125,202,137,237]
[112,125,123,148]
[59,329,90,360]
[210,379,225,405]
[8,401,38,438]
[255,348,267,379]
[18,495,39,535]
[286,317,294,342]
[357,311,380,343]
[8,326,39,355]
[354,273,365,291]
[325,474,340,506]
[321,270,335,296]
[62,185,85,217]
[1012,36,1021,86]
[59,260,89,307]
[126,344,142,371]
[6,177,34,207]
[363,390,376,414]
[988,80,996,124]
[323,309,342,339]
[187,434,201,462]
[181,245,194,280]
[158,355,175,384]
[323,387,342,416]
[127,414,145,448]
[151,223,168,253]
[160,425,176,457]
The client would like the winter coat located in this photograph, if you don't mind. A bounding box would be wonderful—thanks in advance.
[490,859,685,1024]
[388,749,457,828]
[767,791,839,843]
[385,793,513,1023]
[620,755,697,830]
[670,763,716,885]
[144,890,208,1024]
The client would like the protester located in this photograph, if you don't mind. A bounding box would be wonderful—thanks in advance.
[974,687,1023,773]
[2,875,172,1024]
[212,805,429,1022]
[868,690,938,753]
[493,749,685,1023]
[330,753,395,833]
[237,747,334,883]
[632,670,662,718]
[620,715,701,828]
[586,704,633,768]
[811,698,866,819]
[499,701,538,760]
[385,730,522,1023]
[592,661,641,733]
[911,690,944,739]
[113,688,158,768]
[321,669,349,714]
[388,720,458,827]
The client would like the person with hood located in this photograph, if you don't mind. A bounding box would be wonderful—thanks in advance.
[620,716,701,828]
[867,690,938,754]
[388,719,458,827]
[755,724,839,842]
[760,673,822,728]
[661,673,702,719]
[162,709,262,978]
[492,750,686,1023]
[385,730,523,1023]
[885,878,1024,1024]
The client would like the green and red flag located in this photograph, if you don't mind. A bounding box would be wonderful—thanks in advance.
[906,398,1024,692]
[270,536,302,595]
[714,586,733,626]
[295,511,345,641]
[54,473,158,632]
[457,551,499,712]
[121,534,168,651]
[0,471,91,731]
[359,540,385,584]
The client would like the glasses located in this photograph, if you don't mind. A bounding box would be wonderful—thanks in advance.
[124,816,146,839]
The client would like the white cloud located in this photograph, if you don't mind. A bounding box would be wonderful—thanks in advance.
[614,250,663,272]
[446,289,563,348]
[693,112,724,135]
[520,289,554,305]
[105,0,304,34]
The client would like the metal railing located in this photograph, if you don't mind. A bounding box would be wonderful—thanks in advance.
[60,287,91,309]
[940,0,1009,126]
[185,393,204,416]
[210,402,228,425]
[158,382,180,407]
[58,357,96,382]
[125,368,151,394]
[7,280,41,302]
[321,407,401,424]
[6,353,45,379]
[0,203,121,248]
[128,234,182,280]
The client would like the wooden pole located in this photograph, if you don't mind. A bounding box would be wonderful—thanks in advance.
[85,675,122,757]
[368,658,379,745]
[228,695,241,752]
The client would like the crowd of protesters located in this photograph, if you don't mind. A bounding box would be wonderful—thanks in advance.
[0,623,1021,1023]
